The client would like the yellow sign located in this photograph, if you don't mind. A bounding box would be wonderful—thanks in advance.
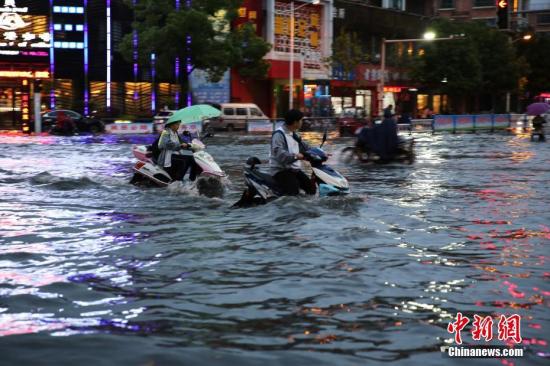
[0,70,49,78]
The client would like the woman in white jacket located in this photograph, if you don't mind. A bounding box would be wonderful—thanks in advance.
[157,120,190,181]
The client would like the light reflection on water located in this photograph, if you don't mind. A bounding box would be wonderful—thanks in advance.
[0,132,548,365]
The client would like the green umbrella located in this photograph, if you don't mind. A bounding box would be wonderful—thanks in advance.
[166,104,221,125]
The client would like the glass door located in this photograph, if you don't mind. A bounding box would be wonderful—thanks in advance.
[0,87,21,130]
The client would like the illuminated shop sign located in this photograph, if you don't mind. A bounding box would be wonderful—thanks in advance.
[0,70,49,77]
[0,0,50,55]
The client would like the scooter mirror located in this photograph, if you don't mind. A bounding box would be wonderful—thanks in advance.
[320,129,328,148]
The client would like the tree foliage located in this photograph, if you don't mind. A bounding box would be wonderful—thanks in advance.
[410,19,522,109]
[118,0,270,91]
[519,35,550,99]
[325,30,368,77]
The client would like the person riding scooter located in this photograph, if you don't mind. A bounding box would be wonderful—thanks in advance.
[355,110,399,161]
[376,110,399,160]
[157,120,191,181]
[51,110,76,135]
[270,109,316,196]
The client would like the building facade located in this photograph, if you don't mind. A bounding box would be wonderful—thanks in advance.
[231,0,334,118]
[0,0,185,130]
[432,0,550,34]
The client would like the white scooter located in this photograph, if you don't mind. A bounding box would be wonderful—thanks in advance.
[130,138,226,197]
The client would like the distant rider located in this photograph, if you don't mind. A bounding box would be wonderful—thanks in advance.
[375,109,399,160]
[269,109,316,196]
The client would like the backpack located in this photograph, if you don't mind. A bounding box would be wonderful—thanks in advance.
[151,135,161,162]
[271,129,304,151]
[151,132,184,162]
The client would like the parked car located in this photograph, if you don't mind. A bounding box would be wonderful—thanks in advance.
[41,110,104,133]
[337,107,368,136]
[152,110,176,133]
[205,103,268,131]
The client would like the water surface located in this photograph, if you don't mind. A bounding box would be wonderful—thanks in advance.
[0,131,548,365]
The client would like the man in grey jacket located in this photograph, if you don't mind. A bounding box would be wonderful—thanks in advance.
[269,109,316,195]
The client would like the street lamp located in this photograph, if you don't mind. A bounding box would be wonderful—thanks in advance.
[377,33,463,117]
[289,0,320,110]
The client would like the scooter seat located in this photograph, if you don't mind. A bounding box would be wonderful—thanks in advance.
[248,169,278,188]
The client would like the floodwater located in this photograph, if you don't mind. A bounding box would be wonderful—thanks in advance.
[0,130,548,366]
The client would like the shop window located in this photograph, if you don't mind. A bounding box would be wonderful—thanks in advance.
[440,0,454,9]
[537,13,550,24]
[433,95,441,114]
[473,0,493,7]
[383,0,405,11]
[124,82,152,116]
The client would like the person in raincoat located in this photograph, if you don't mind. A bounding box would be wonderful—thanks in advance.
[531,114,546,141]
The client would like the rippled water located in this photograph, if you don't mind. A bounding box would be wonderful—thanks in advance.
[0,131,548,366]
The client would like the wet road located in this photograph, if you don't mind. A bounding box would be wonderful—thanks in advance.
[0,131,548,365]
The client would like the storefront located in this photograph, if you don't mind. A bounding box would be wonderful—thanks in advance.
[303,79,330,117]
[0,0,51,129]
[330,64,417,118]
[232,0,333,118]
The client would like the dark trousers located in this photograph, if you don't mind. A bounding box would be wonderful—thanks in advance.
[274,169,316,196]
[165,155,195,181]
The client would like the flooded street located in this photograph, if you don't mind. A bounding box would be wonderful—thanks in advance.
[0,131,548,365]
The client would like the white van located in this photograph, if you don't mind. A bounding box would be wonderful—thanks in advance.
[206,103,268,131]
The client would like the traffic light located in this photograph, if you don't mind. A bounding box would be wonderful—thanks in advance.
[496,0,509,29]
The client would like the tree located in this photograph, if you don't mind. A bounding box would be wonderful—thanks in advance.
[325,30,368,79]
[410,19,522,113]
[118,0,270,105]
[519,35,550,101]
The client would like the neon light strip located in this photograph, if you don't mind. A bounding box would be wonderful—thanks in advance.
[151,53,156,113]
[133,0,138,100]
[186,0,192,106]
[84,0,89,115]
[106,0,112,109]
[175,0,180,107]
[49,0,55,109]
[187,35,192,106]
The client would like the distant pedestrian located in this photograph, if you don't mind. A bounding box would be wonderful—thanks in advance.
[383,104,394,117]
[531,114,546,142]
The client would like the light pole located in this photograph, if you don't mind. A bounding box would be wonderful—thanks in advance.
[377,33,463,117]
[288,0,320,110]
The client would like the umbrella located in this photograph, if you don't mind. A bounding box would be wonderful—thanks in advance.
[526,102,550,116]
[166,104,221,125]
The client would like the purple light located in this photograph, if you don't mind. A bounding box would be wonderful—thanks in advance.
[186,0,191,106]
[84,0,89,115]
[175,0,180,107]
[106,0,112,109]
[186,35,192,107]
[133,0,138,101]
[49,0,55,109]
[175,57,180,107]
[151,53,156,113]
